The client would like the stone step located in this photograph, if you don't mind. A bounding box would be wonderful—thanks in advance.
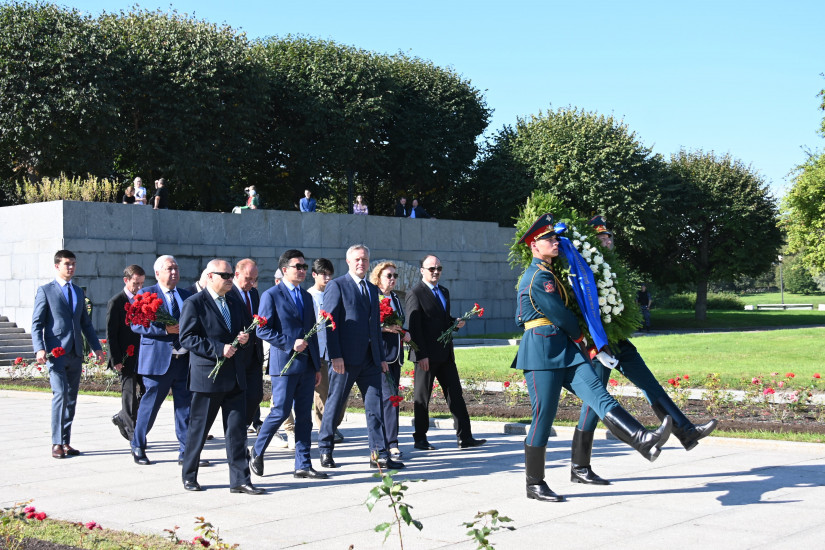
[0,344,33,353]
[0,333,29,342]
[0,316,8,322]
[0,349,36,359]
[0,323,23,330]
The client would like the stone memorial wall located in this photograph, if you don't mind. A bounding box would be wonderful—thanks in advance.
[0,201,519,337]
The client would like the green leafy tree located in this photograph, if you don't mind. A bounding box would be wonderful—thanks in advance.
[662,150,781,320]
[0,2,118,203]
[469,107,669,247]
[781,254,818,295]
[98,8,266,211]
[784,152,825,274]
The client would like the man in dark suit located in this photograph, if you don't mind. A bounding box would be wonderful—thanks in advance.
[250,249,326,479]
[32,250,104,459]
[179,259,263,494]
[409,199,431,219]
[130,255,194,466]
[406,254,485,450]
[318,244,403,470]
[394,197,410,217]
[228,258,264,433]
[107,264,146,441]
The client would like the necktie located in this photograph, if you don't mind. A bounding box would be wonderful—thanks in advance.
[66,284,73,313]
[168,290,180,319]
[433,286,445,311]
[244,291,253,317]
[359,280,369,306]
[218,297,232,331]
[168,290,181,348]
[293,287,304,321]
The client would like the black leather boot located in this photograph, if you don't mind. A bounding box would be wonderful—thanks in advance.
[651,395,717,451]
[570,428,610,485]
[524,443,564,502]
[601,407,672,462]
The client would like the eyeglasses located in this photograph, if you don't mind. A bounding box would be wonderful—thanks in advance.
[424,266,443,273]
[384,273,399,279]
[211,272,233,280]
[288,263,309,271]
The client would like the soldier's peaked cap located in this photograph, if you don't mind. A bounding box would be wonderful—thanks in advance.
[518,213,556,246]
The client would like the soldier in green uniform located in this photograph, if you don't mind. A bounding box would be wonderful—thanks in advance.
[569,216,717,486]
[514,213,672,502]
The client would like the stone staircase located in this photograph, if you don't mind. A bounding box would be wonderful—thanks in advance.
[0,315,33,367]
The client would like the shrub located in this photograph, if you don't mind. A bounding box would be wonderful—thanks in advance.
[16,173,119,203]
[657,292,744,310]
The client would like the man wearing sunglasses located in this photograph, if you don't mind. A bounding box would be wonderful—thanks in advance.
[251,250,326,479]
[406,255,486,450]
[178,259,263,494]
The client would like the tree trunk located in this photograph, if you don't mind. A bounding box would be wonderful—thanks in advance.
[695,276,708,321]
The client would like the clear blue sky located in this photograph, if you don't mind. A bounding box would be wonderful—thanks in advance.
[59,0,825,197]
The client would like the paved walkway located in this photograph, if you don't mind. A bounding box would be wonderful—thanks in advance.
[1,389,824,549]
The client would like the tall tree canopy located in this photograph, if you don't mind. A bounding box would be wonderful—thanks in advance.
[661,150,781,320]
[0,2,490,213]
[783,82,825,274]
[467,107,670,247]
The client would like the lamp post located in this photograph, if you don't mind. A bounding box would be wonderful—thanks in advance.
[778,255,784,305]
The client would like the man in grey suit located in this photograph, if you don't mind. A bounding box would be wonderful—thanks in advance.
[317,244,403,470]
[32,250,103,459]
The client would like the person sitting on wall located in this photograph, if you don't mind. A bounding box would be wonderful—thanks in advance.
[232,186,259,213]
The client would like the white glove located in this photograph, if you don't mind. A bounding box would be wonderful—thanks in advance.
[596,350,619,370]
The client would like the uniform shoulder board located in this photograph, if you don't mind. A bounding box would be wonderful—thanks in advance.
[536,263,550,272]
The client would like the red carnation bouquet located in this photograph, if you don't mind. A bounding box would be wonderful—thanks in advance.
[378,296,419,352]
[437,302,485,345]
[280,310,335,375]
[209,314,268,381]
[124,292,178,328]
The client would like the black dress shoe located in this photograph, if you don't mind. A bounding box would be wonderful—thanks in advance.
[250,449,264,476]
[294,467,328,479]
[51,444,65,459]
[112,415,129,440]
[62,444,80,456]
[370,456,405,470]
[319,452,337,468]
[458,438,487,449]
[183,480,202,492]
[413,440,436,451]
[206,434,214,441]
[230,483,265,495]
[132,448,151,465]
[526,483,564,502]
[178,459,211,467]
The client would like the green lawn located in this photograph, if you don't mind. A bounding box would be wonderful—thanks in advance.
[455,327,825,388]
[649,309,825,330]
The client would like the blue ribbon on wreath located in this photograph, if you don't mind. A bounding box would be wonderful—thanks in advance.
[554,223,608,351]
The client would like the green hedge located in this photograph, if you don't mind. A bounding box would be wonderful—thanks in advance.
[656,292,744,310]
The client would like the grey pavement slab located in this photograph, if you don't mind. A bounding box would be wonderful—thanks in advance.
[1,389,824,549]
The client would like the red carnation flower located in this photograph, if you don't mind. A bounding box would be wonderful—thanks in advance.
[682,374,689,380]
[253,314,268,326]
[14,357,23,365]
[763,387,775,395]
[608,379,618,387]
[785,372,795,378]
[50,347,66,358]
[126,345,135,357]
[503,381,511,388]
[35,512,47,521]
[814,373,821,379]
